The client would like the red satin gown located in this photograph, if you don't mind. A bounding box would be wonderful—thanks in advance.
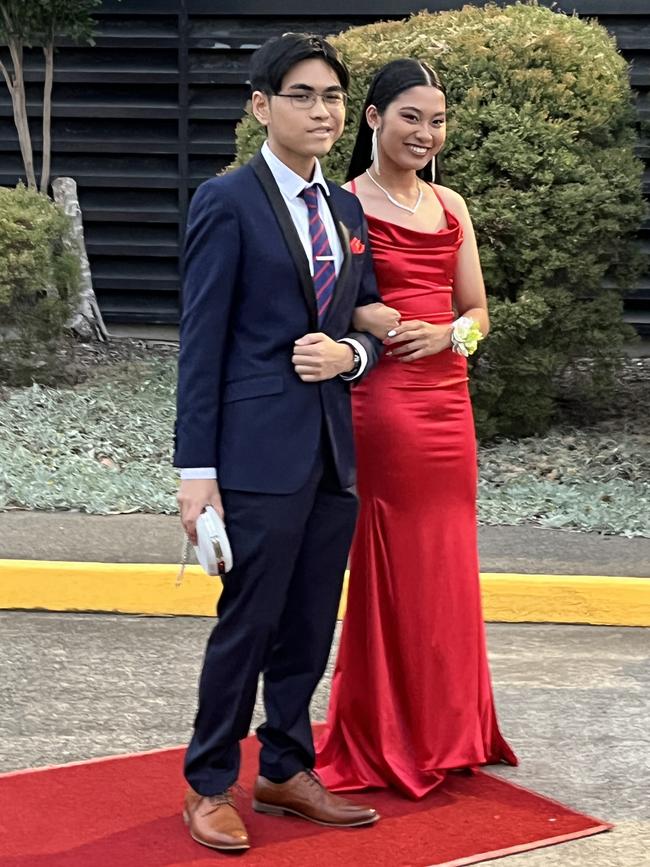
[316,184,517,800]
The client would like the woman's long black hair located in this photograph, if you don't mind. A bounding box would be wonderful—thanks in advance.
[346,58,446,183]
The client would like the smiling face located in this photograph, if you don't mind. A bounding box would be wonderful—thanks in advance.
[369,85,446,173]
[252,58,346,172]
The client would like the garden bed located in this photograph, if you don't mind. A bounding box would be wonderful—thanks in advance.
[1,341,648,537]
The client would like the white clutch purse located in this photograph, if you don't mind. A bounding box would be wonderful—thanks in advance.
[194,505,233,576]
[176,505,233,585]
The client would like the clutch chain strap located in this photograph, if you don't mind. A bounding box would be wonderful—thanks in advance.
[175,534,192,587]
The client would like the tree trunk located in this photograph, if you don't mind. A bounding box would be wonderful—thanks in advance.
[40,42,54,195]
[5,39,36,189]
[0,44,36,189]
[52,177,109,341]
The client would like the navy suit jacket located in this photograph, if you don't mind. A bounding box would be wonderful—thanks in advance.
[174,151,382,494]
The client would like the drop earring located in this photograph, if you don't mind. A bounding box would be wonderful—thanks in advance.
[431,155,436,183]
[371,127,380,175]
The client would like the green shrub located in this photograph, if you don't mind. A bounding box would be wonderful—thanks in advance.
[233,2,645,438]
[0,184,80,385]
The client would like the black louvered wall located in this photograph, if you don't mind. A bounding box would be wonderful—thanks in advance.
[0,0,648,329]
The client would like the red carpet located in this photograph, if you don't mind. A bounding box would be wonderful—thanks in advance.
[0,734,611,867]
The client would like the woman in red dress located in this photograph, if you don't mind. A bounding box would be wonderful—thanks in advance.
[316,59,517,799]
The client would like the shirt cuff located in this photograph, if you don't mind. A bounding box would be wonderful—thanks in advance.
[179,467,217,480]
[338,338,368,381]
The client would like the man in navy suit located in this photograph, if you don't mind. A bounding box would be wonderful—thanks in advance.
[174,33,381,852]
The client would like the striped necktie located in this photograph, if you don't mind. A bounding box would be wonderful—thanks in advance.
[300,185,336,325]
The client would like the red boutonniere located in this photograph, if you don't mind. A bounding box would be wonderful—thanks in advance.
[350,236,366,255]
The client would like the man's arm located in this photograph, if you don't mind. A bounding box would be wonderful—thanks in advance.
[291,209,383,384]
[339,208,383,378]
[175,181,239,539]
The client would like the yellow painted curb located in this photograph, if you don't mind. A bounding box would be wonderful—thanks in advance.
[480,572,649,626]
[0,559,648,626]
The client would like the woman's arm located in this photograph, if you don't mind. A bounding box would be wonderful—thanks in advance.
[438,186,490,336]
[384,187,489,362]
[352,301,401,339]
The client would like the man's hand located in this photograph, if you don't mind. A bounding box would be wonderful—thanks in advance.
[177,478,224,545]
[292,333,354,382]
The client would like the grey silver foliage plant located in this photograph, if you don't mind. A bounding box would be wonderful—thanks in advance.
[0,360,178,514]
[0,357,647,537]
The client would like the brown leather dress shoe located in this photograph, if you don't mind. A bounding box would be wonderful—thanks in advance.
[183,787,250,851]
[252,770,379,827]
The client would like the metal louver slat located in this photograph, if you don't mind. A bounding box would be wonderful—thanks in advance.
[0,0,647,329]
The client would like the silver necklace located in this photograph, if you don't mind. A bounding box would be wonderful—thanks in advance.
[365,169,423,214]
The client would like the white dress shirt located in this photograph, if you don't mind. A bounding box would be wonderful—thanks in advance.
[180,141,367,481]
[262,140,345,276]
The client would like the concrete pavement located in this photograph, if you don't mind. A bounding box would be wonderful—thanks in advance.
[0,611,648,866]
[1,510,649,576]
[1,510,648,863]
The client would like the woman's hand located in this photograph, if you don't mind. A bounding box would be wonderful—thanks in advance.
[384,320,453,362]
[352,302,401,339]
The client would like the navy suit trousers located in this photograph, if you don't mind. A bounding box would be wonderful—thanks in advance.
[184,434,358,795]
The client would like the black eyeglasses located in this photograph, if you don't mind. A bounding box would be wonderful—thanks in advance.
[273,90,348,110]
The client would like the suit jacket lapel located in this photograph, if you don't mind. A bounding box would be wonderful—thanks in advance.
[323,189,352,325]
[250,152,317,329]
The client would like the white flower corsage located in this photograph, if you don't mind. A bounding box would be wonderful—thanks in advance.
[451,316,484,357]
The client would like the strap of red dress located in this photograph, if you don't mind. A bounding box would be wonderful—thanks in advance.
[428,182,454,224]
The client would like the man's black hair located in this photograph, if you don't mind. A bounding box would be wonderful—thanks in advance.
[249,33,349,95]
